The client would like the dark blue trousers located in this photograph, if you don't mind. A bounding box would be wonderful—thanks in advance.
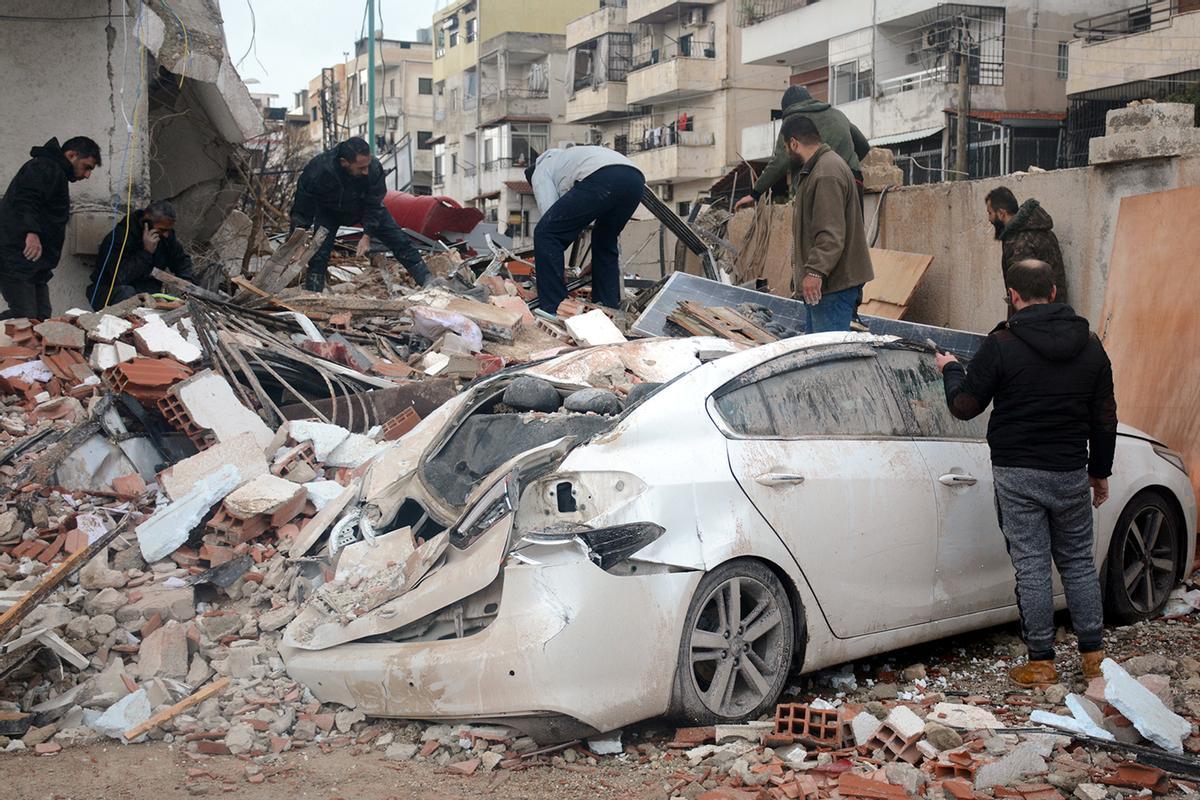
[307,210,430,289]
[534,165,645,313]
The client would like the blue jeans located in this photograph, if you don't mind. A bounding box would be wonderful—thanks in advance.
[534,165,645,313]
[805,284,863,333]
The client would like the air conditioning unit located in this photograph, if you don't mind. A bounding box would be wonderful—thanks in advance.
[685,9,706,27]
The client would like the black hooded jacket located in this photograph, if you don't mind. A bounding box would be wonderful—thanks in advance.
[0,138,75,271]
[942,303,1117,477]
[290,146,389,229]
[90,209,196,303]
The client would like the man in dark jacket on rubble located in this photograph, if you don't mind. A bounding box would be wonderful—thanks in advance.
[290,137,432,292]
[0,136,101,319]
[736,86,870,210]
[88,200,197,309]
[986,186,1068,308]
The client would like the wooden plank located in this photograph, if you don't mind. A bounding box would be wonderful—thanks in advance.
[151,269,228,303]
[124,677,231,740]
[861,248,934,319]
[0,517,129,642]
[1099,186,1200,504]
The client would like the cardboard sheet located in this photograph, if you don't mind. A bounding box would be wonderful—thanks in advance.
[1100,185,1200,502]
[861,248,935,319]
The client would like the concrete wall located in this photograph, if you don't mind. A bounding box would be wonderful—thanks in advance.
[870,153,1200,332]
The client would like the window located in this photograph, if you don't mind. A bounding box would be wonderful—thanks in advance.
[433,154,443,184]
[679,33,694,57]
[1057,42,1069,80]
[877,349,989,439]
[509,122,549,165]
[450,31,458,47]
[389,79,396,97]
[831,60,871,105]
[311,107,318,121]
[417,131,434,150]
[419,77,433,95]
[451,153,458,174]
[715,355,905,438]
[465,17,477,43]
[677,201,691,217]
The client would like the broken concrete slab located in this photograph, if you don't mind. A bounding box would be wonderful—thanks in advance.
[88,340,138,372]
[158,432,268,501]
[324,433,384,469]
[222,473,305,520]
[1101,657,1190,753]
[303,480,346,511]
[90,688,151,741]
[973,742,1049,789]
[925,702,1002,731]
[35,320,86,349]
[851,711,882,746]
[136,621,190,680]
[137,463,241,562]
[132,316,202,364]
[168,370,275,450]
[130,585,196,622]
[288,420,351,462]
[564,309,627,347]
[86,314,134,344]
[885,705,925,739]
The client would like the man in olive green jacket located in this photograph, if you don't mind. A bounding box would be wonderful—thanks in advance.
[785,115,874,333]
[736,86,871,211]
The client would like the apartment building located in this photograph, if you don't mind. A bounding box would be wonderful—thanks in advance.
[431,0,599,244]
[565,0,788,214]
[1064,1,1200,166]
[292,34,435,193]
[737,0,1131,185]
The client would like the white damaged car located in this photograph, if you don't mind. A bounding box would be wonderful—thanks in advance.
[280,333,1196,741]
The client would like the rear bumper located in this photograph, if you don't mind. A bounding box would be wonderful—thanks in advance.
[281,558,701,735]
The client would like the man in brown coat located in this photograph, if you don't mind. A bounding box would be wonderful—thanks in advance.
[785,114,874,333]
[986,186,1068,307]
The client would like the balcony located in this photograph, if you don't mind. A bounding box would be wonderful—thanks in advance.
[627,129,718,183]
[627,42,720,104]
[478,157,529,197]
[1068,2,1200,96]
[628,0,718,24]
[567,3,630,49]
[1074,0,1179,42]
[479,81,551,125]
[740,119,780,161]
[566,81,629,122]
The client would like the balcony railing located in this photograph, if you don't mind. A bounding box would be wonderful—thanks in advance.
[735,0,807,27]
[463,165,477,178]
[481,79,551,102]
[877,67,943,97]
[482,156,534,172]
[601,0,628,6]
[1074,0,1179,42]
[627,122,714,152]
[632,40,715,71]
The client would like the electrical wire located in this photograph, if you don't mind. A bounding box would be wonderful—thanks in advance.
[235,0,267,75]
[102,36,148,310]
[159,0,190,88]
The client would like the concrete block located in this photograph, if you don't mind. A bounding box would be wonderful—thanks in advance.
[88,341,136,372]
[132,315,201,364]
[1102,657,1190,753]
[136,621,189,680]
[886,705,925,740]
[973,742,1048,789]
[35,320,85,349]
[564,309,626,347]
[851,710,882,746]
[926,702,1002,730]
[1089,127,1200,165]
[86,315,133,344]
[325,432,385,468]
[222,473,305,519]
[137,463,241,562]
[89,688,151,740]
[288,420,351,462]
[1106,102,1195,134]
[158,432,268,501]
[169,370,274,450]
[130,584,196,622]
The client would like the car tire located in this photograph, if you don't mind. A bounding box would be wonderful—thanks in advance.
[671,559,795,725]
[1103,490,1182,624]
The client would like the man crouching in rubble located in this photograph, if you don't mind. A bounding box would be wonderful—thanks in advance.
[290,137,433,292]
[935,259,1117,687]
[0,136,101,319]
[88,200,197,309]
[782,115,873,333]
[526,144,645,316]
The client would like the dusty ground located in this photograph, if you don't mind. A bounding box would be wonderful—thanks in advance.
[6,611,1199,800]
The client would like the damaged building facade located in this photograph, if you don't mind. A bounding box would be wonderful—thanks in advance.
[0,0,262,316]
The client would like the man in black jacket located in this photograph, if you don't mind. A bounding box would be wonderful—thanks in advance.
[290,137,431,292]
[936,259,1117,687]
[0,136,101,319]
[88,200,197,310]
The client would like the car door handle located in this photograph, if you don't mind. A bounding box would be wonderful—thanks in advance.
[939,473,978,486]
[756,473,806,486]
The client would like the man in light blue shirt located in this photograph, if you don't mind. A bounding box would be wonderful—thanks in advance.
[526,145,645,315]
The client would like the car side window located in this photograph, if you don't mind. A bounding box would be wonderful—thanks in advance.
[878,348,989,439]
[715,356,906,438]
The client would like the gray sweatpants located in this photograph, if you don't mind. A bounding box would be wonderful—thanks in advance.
[993,466,1104,661]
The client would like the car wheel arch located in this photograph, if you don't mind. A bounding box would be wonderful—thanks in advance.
[1101,485,1189,586]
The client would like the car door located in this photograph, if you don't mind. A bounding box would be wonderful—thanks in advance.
[712,346,939,638]
[875,347,1042,620]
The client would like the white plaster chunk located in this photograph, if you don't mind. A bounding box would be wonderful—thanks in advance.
[304,480,347,511]
[564,309,627,347]
[885,705,925,740]
[172,370,274,449]
[288,420,351,462]
[90,688,151,741]
[89,314,133,343]
[851,711,883,746]
[335,527,415,583]
[926,702,1002,730]
[223,473,303,519]
[137,464,240,562]
[132,315,201,364]
[586,731,624,755]
[974,742,1048,789]
[1102,657,1190,753]
[158,431,268,501]
[325,432,385,468]
[1029,709,1115,742]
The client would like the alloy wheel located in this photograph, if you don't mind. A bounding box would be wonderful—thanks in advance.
[688,575,788,718]
[1121,505,1177,615]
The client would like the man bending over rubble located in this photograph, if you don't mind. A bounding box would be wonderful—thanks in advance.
[935,259,1117,687]
[0,136,101,319]
[88,200,197,309]
[290,137,433,292]
[526,144,645,315]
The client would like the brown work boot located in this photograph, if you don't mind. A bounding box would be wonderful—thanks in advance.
[1081,650,1106,680]
[1009,659,1059,687]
